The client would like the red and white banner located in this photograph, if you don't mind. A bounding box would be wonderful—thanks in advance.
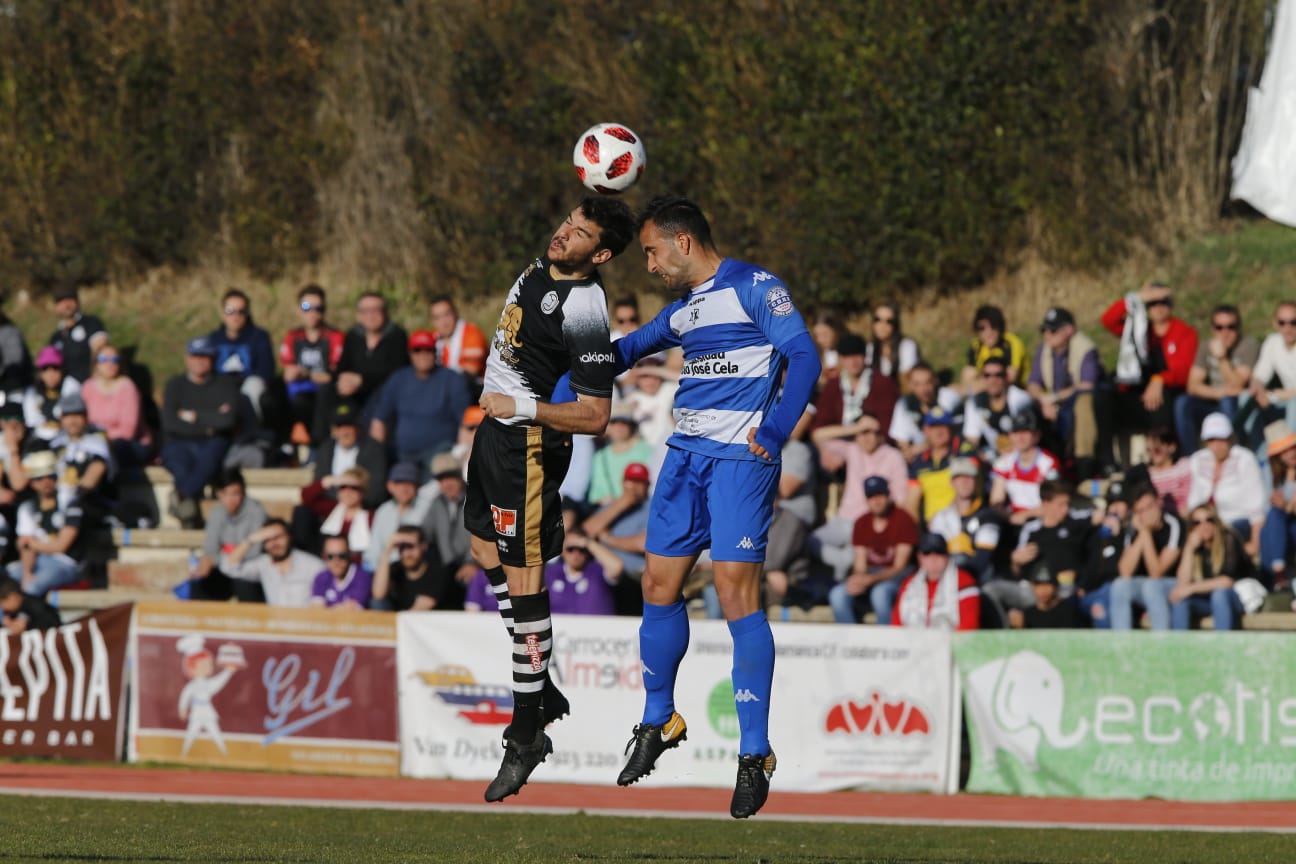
[397,612,957,793]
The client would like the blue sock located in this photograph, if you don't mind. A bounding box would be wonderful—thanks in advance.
[639,600,689,726]
[728,610,775,756]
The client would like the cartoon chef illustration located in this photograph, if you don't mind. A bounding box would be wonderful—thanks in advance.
[177,634,246,756]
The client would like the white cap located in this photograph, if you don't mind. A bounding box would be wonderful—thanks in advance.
[176,634,206,657]
[1200,412,1232,442]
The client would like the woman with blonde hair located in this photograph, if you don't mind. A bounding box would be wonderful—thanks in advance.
[80,345,153,469]
[1259,419,1296,590]
[298,465,375,558]
[1170,504,1246,630]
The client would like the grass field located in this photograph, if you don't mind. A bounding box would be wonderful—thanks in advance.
[3,794,1288,864]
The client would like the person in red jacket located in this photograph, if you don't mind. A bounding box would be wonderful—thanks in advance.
[1100,281,1199,464]
[890,533,981,630]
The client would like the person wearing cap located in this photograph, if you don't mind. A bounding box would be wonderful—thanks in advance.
[364,461,433,573]
[206,288,276,422]
[422,451,475,591]
[428,295,488,390]
[368,328,473,471]
[47,282,107,384]
[8,449,86,597]
[280,284,345,448]
[927,456,1004,587]
[963,355,1035,463]
[1260,419,1296,589]
[906,406,978,524]
[827,474,918,625]
[990,411,1061,525]
[960,305,1029,395]
[810,331,899,443]
[586,403,655,505]
[160,336,242,528]
[890,532,981,630]
[581,461,651,583]
[888,362,964,462]
[1026,306,1103,478]
[1175,303,1255,453]
[1008,564,1086,629]
[1186,413,1264,552]
[1109,483,1184,630]
[308,402,388,512]
[50,390,113,516]
[1101,280,1198,466]
[23,344,80,442]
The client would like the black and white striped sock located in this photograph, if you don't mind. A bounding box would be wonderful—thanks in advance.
[485,565,514,636]
[508,591,551,745]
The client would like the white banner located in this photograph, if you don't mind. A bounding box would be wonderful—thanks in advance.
[397,612,956,793]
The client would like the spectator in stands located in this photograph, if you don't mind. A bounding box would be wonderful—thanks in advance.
[0,399,32,504]
[1261,420,1296,590]
[463,566,499,612]
[622,357,677,448]
[450,404,484,467]
[1007,481,1093,607]
[928,456,1003,587]
[332,291,409,419]
[8,450,86,596]
[811,410,908,584]
[369,329,473,472]
[50,393,113,517]
[1109,483,1183,630]
[429,296,487,390]
[1078,482,1127,628]
[811,332,898,441]
[423,452,476,588]
[311,402,388,510]
[809,307,843,383]
[990,412,1061,526]
[1186,412,1263,555]
[371,525,455,611]
[310,534,372,609]
[1171,504,1246,630]
[828,475,918,624]
[299,466,375,559]
[1008,566,1086,629]
[47,282,107,383]
[581,461,651,584]
[1143,427,1192,515]
[906,407,977,525]
[753,409,816,608]
[187,468,268,601]
[0,574,60,632]
[24,345,80,442]
[0,304,33,394]
[1101,281,1198,466]
[891,532,980,630]
[543,528,622,616]
[364,462,432,572]
[1027,307,1102,479]
[160,336,241,529]
[1176,304,1255,453]
[80,344,151,471]
[961,305,1029,394]
[889,362,963,461]
[207,289,275,422]
[863,301,920,390]
[1245,300,1296,444]
[280,284,344,448]
[610,296,642,342]
[587,404,654,505]
[963,356,1034,462]
[231,518,322,607]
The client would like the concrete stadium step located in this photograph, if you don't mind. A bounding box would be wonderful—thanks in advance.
[113,528,204,563]
[48,588,175,617]
[199,498,295,523]
[147,465,310,528]
[109,560,185,593]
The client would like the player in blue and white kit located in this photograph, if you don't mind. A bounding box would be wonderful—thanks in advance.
[612,196,820,819]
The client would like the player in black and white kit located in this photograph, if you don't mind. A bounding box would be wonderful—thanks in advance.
[467,196,636,802]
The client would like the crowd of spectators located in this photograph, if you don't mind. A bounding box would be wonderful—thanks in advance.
[1,280,1294,635]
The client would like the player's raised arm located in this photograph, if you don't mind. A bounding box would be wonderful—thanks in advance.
[613,307,680,375]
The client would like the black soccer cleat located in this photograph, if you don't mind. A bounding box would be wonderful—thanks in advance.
[730,751,776,819]
[484,733,553,802]
[541,676,570,726]
[616,712,687,786]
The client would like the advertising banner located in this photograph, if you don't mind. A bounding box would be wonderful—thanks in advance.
[130,601,398,776]
[956,631,1296,801]
[398,613,957,793]
[0,604,130,761]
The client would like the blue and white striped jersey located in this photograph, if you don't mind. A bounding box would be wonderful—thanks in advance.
[616,258,810,462]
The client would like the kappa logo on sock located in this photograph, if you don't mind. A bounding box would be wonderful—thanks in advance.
[737,536,755,550]
[734,689,761,703]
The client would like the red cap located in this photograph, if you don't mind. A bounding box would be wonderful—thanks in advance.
[409,329,438,350]
[623,463,650,483]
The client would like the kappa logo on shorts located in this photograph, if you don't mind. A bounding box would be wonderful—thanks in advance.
[491,505,518,537]
[737,536,755,550]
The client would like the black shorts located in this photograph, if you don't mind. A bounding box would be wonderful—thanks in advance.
[465,418,572,567]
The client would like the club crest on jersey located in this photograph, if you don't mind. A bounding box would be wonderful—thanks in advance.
[491,505,518,537]
[540,291,560,314]
[765,284,794,316]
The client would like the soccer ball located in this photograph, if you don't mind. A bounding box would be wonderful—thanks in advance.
[572,123,646,194]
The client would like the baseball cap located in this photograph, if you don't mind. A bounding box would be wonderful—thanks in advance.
[949,456,980,478]
[922,407,955,427]
[1200,412,1232,442]
[1040,307,1075,331]
[862,475,890,498]
[917,533,948,555]
[836,333,867,357]
[330,402,359,427]
[408,329,437,351]
[21,449,58,478]
[1009,412,1039,433]
[57,392,87,415]
[623,462,651,483]
[36,345,63,369]
[388,462,420,484]
[430,452,463,479]
[186,336,217,358]
[462,405,486,427]
[1028,563,1059,585]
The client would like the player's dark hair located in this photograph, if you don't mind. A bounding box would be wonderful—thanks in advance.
[214,467,245,492]
[636,195,715,250]
[579,196,635,258]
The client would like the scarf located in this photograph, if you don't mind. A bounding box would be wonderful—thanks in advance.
[897,561,963,629]
[1115,292,1148,385]
[320,505,371,552]
[841,369,872,426]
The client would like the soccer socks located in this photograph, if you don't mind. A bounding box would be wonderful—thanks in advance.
[639,599,690,726]
[485,566,514,635]
[508,591,551,745]
[728,610,775,756]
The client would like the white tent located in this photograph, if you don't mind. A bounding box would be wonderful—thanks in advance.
[1232,0,1296,226]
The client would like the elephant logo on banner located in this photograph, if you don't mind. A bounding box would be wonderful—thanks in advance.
[966,650,1087,771]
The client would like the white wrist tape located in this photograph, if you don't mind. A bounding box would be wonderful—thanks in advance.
[514,395,537,420]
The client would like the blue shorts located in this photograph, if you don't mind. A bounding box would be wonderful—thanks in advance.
[646,447,779,563]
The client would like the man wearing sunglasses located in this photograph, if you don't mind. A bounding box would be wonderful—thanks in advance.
[207,288,276,422]
[371,525,452,611]
[281,284,344,447]
[1174,304,1256,453]
[47,282,107,384]
[1247,301,1296,441]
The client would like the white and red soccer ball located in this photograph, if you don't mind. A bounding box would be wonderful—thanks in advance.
[572,123,646,194]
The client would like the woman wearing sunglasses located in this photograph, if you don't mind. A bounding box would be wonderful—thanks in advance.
[80,345,152,470]
[1171,504,1246,630]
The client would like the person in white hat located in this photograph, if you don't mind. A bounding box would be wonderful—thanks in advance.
[1186,412,1264,555]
